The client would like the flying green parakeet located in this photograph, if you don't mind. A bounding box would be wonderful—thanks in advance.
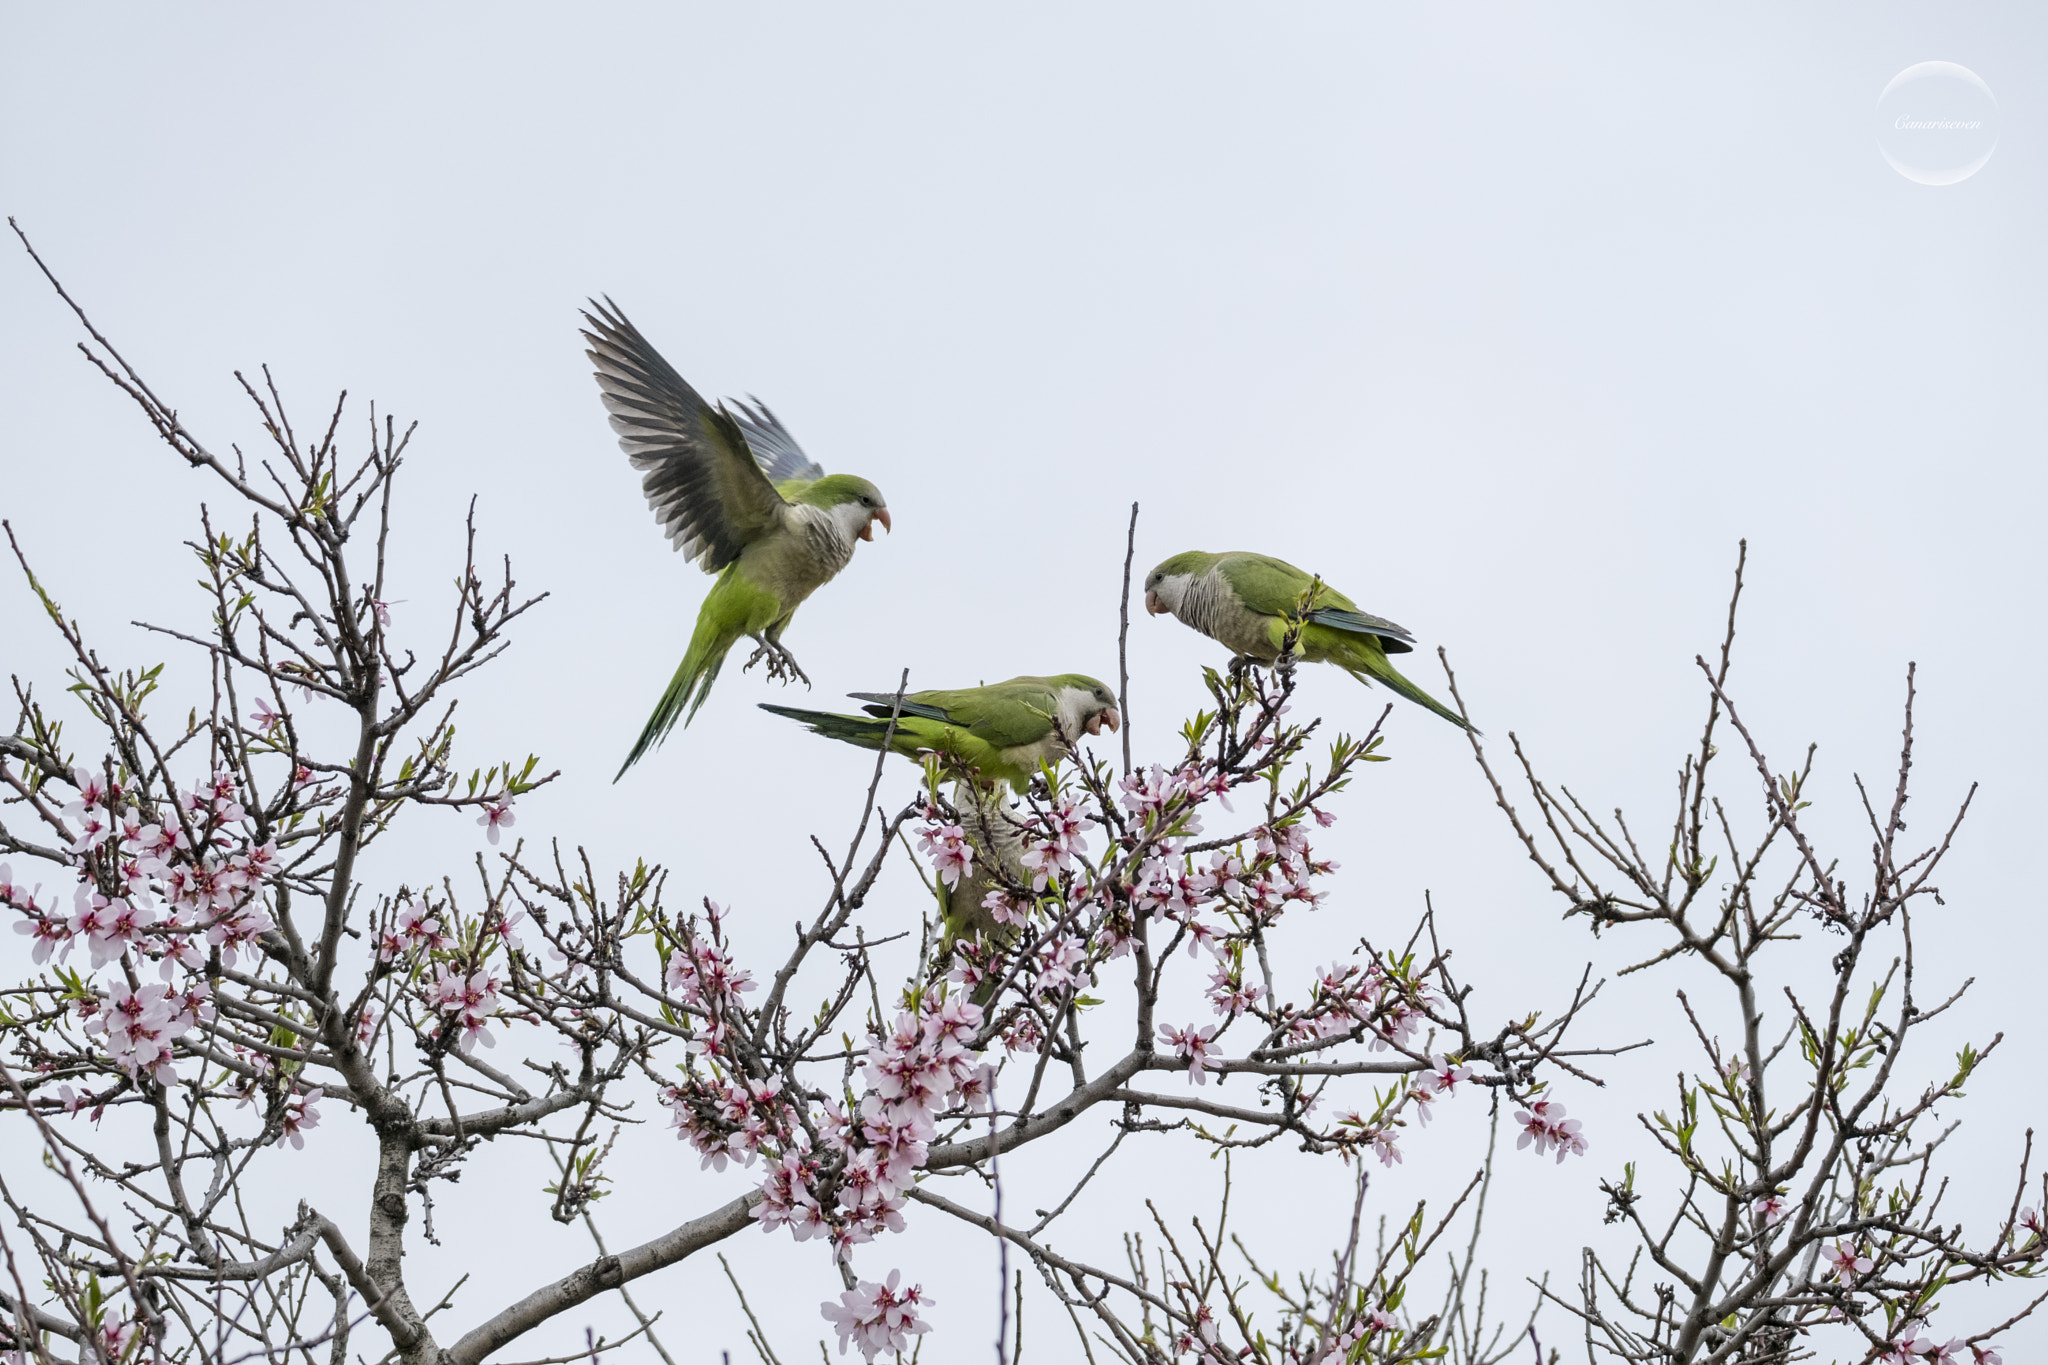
[1143,551,1471,730]
[760,675,1119,940]
[583,299,892,778]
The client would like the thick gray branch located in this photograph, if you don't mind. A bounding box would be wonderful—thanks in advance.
[446,1192,760,1365]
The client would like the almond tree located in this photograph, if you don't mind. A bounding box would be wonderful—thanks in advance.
[0,231,1606,1365]
[1449,549,2046,1364]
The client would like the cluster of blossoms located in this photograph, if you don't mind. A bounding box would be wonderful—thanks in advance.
[755,998,988,1256]
[1018,795,1093,889]
[376,899,453,962]
[1513,1096,1589,1163]
[821,1269,934,1359]
[7,767,283,1091]
[1286,957,1428,1050]
[1879,1323,2001,1364]
[427,965,503,1052]
[1331,1054,1482,1169]
[662,908,757,1060]
[916,758,1584,1184]
[659,959,978,1357]
[1304,1309,1401,1365]
[913,817,974,888]
[12,770,279,976]
[370,895,525,1055]
[83,979,210,1085]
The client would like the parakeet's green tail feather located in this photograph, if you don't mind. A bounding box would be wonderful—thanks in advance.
[614,616,738,781]
[755,703,900,751]
[1326,636,1476,732]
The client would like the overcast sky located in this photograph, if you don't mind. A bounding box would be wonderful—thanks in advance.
[4,5,2046,1360]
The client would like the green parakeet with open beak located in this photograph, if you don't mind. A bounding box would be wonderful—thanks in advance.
[584,299,891,778]
[761,675,1119,940]
[1143,551,1471,730]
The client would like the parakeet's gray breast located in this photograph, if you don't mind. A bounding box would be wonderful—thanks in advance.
[1182,572,1269,659]
[793,511,858,580]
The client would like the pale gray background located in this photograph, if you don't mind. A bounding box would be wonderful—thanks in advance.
[4,5,2044,1360]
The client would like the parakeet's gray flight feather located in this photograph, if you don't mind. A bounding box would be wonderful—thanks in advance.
[1308,606,1416,653]
[848,692,956,724]
[731,397,826,485]
[580,296,787,572]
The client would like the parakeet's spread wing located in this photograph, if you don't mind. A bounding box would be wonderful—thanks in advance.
[583,298,789,571]
[1222,555,1413,645]
[731,397,826,485]
[851,681,1056,750]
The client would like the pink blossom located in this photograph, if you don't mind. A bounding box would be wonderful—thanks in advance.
[820,1270,932,1360]
[94,1319,140,1363]
[1751,1193,1787,1226]
[1417,1054,1473,1099]
[0,862,38,910]
[1018,837,1070,890]
[954,1063,995,1112]
[80,891,156,968]
[1514,1099,1588,1162]
[1159,1022,1221,1085]
[1820,1240,1873,1284]
[63,767,112,820]
[1002,1013,1043,1054]
[1879,1323,1937,1365]
[751,1151,825,1240]
[67,806,113,855]
[392,901,451,956]
[249,698,282,733]
[1033,934,1089,996]
[428,965,502,1050]
[1044,797,1092,850]
[1206,963,1263,1019]
[53,1084,101,1122]
[12,914,70,964]
[275,1088,324,1149]
[914,821,974,888]
[980,887,1032,928]
[486,909,526,952]
[477,799,516,845]
[204,900,276,971]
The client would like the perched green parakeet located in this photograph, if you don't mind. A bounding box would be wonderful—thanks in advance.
[760,675,1120,793]
[761,675,1119,940]
[584,299,892,778]
[1143,551,1471,730]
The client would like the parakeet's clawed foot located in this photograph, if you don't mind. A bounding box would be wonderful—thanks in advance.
[744,638,812,687]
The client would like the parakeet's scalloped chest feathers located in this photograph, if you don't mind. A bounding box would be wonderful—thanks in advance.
[582,297,891,776]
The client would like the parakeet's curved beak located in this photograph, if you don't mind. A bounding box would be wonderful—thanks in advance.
[862,507,892,542]
[1144,590,1166,615]
[1086,708,1121,736]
